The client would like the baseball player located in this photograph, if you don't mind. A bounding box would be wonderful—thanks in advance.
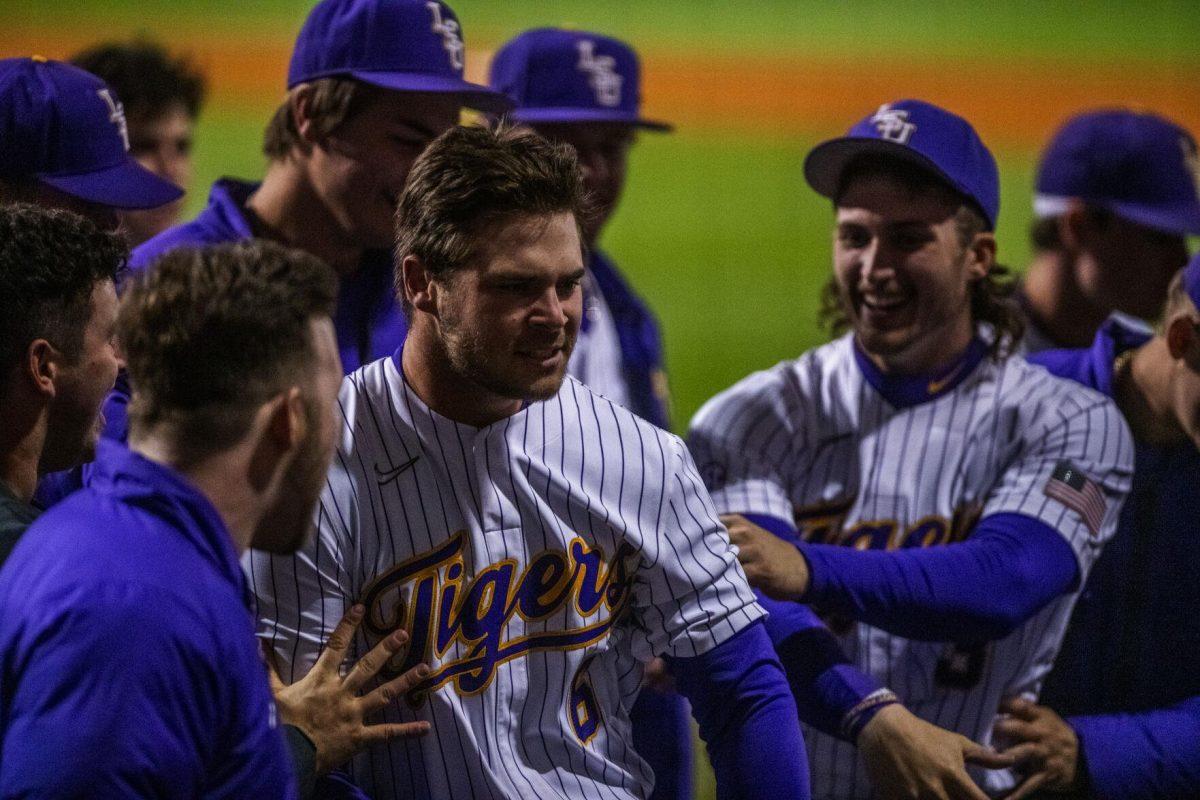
[131,0,510,374]
[488,28,686,800]
[490,28,672,429]
[687,99,1134,799]
[0,56,183,231]
[0,204,124,564]
[1017,110,1200,352]
[71,38,207,245]
[250,124,811,800]
[991,253,1200,798]
[0,242,430,797]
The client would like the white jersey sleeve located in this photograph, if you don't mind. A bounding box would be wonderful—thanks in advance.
[983,388,1134,569]
[625,433,766,661]
[685,363,806,523]
[246,383,360,683]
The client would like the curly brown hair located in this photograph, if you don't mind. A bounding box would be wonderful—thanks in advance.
[0,203,126,393]
[818,157,1024,359]
[118,240,337,459]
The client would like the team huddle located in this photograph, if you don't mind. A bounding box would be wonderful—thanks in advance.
[1,1,1199,799]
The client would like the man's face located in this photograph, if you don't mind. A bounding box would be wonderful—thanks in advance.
[309,90,461,252]
[256,317,343,555]
[42,279,121,473]
[434,211,585,402]
[833,173,987,374]
[1074,214,1190,320]
[118,103,195,245]
[535,122,635,247]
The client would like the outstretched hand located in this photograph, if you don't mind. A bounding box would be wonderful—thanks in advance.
[266,604,432,775]
[993,697,1084,799]
[859,704,1016,800]
[721,514,810,600]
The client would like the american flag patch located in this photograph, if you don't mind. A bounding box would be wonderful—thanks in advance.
[1044,461,1106,538]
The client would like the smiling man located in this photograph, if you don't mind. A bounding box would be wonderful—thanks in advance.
[249,124,811,800]
[131,0,509,374]
[688,100,1135,799]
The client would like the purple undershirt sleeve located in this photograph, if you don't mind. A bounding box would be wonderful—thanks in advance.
[801,512,1079,642]
[668,620,811,800]
[1070,696,1200,800]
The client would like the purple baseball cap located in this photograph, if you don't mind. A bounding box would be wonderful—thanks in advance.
[489,28,671,131]
[1035,109,1200,236]
[288,0,511,114]
[804,99,1000,230]
[0,57,183,210]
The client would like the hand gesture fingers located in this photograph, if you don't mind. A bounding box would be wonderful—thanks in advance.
[344,627,409,694]
[361,661,431,714]
[311,604,365,678]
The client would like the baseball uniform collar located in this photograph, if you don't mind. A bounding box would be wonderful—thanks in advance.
[852,335,989,409]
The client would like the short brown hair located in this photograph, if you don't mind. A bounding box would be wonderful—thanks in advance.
[118,240,337,460]
[262,78,365,160]
[394,124,588,295]
[820,156,1024,358]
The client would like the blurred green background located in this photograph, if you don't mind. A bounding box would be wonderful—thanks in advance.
[2,2,1197,794]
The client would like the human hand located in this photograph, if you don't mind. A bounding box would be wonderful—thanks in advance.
[721,514,809,600]
[993,697,1083,799]
[266,604,432,774]
[858,704,1015,800]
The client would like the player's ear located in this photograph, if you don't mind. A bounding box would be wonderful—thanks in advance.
[24,338,61,399]
[402,255,439,316]
[964,232,996,281]
[263,387,307,452]
[1165,313,1197,360]
[1057,202,1087,252]
[291,84,321,147]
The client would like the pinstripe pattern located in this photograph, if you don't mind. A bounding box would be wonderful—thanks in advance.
[568,272,632,411]
[688,333,1134,800]
[248,357,762,799]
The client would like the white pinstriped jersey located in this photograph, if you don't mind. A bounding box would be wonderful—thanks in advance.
[248,355,762,800]
[568,271,631,411]
[688,333,1134,799]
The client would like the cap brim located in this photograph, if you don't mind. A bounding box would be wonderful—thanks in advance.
[39,159,184,210]
[350,70,514,114]
[803,136,992,229]
[1102,199,1200,237]
[506,107,672,132]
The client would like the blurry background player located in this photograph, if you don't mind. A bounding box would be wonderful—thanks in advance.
[0,56,183,232]
[133,0,510,374]
[0,204,124,563]
[1017,109,1200,352]
[488,28,686,800]
[688,99,1134,799]
[993,253,1200,799]
[71,38,207,246]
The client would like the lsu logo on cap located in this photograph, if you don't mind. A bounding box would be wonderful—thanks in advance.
[96,88,130,151]
[576,40,622,107]
[872,104,916,145]
[426,1,464,72]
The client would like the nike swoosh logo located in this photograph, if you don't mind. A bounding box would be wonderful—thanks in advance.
[374,454,420,484]
[927,362,966,395]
